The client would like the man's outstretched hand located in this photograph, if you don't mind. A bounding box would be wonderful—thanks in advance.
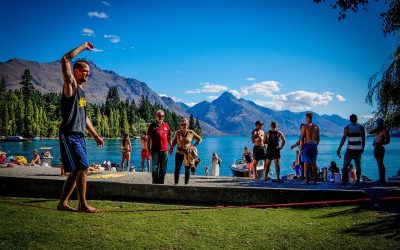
[84,42,94,50]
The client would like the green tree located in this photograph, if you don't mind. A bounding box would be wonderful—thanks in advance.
[189,114,195,130]
[315,0,400,129]
[0,76,6,93]
[195,117,203,136]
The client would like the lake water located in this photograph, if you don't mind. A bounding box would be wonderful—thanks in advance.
[1,136,399,180]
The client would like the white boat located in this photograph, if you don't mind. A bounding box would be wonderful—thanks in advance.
[230,159,264,177]
[39,147,54,166]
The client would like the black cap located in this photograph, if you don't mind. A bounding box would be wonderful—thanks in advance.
[255,120,264,126]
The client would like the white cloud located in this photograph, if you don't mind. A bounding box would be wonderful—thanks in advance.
[184,102,198,107]
[104,34,120,43]
[130,46,135,50]
[335,94,346,102]
[88,11,109,18]
[245,77,255,81]
[101,1,110,6]
[362,114,374,119]
[255,91,334,111]
[92,48,103,53]
[228,89,244,98]
[159,93,182,103]
[82,28,95,37]
[200,82,229,93]
[231,80,280,97]
[185,82,228,94]
[207,96,218,102]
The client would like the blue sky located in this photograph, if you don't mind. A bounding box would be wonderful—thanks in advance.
[0,0,397,120]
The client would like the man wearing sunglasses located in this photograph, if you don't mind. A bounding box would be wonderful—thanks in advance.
[147,110,172,184]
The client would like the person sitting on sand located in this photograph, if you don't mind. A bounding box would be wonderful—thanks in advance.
[30,149,41,166]
[328,161,340,174]
[0,151,6,164]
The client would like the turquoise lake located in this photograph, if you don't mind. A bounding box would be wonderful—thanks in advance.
[1,136,399,180]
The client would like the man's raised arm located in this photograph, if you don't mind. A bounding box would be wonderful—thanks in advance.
[61,42,93,97]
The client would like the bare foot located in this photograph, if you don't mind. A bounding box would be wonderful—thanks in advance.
[57,203,78,212]
[78,203,99,213]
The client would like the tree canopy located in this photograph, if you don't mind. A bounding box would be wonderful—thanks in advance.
[314,0,400,129]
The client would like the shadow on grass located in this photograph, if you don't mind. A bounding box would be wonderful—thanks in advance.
[316,202,400,241]
[342,213,400,241]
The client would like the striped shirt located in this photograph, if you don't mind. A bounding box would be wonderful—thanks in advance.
[346,123,364,151]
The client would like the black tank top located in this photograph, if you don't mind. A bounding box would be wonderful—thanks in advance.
[244,153,252,163]
[267,130,279,150]
[60,87,87,134]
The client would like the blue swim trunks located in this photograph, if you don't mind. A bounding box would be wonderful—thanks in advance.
[301,143,318,163]
[59,131,89,172]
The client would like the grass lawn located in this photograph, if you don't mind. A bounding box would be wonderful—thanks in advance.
[0,197,399,249]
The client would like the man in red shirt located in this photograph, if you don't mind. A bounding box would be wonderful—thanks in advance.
[147,110,172,184]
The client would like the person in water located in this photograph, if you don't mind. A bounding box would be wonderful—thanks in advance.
[300,112,320,185]
[263,121,286,182]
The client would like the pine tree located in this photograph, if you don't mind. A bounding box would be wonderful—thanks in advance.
[0,77,6,93]
[195,117,203,136]
[189,114,195,130]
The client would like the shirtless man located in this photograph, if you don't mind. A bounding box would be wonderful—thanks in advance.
[141,131,151,172]
[300,112,320,185]
[251,120,265,179]
[369,118,390,183]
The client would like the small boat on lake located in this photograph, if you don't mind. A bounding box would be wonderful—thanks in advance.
[230,159,264,177]
[0,136,28,142]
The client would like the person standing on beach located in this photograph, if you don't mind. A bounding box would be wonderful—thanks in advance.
[141,131,151,172]
[369,118,390,183]
[263,121,286,182]
[251,120,265,179]
[291,124,305,179]
[58,42,104,213]
[120,133,132,172]
[211,152,221,176]
[337,114,365,185]
[242,146,254,178]
[170,118,202,185]
[300,112,320,185]
[147,110,172,184]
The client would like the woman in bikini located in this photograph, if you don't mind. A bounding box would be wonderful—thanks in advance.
[120,133,132,172]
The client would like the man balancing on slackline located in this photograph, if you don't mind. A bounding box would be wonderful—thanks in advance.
[57,42,104,213]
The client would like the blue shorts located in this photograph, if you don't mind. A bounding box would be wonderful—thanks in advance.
[301,143,318,163]
[59,131,89,173]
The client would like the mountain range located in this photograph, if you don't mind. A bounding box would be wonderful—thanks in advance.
[0,58,349,136]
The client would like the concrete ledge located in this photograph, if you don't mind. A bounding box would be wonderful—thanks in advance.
[0,176,366,205]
